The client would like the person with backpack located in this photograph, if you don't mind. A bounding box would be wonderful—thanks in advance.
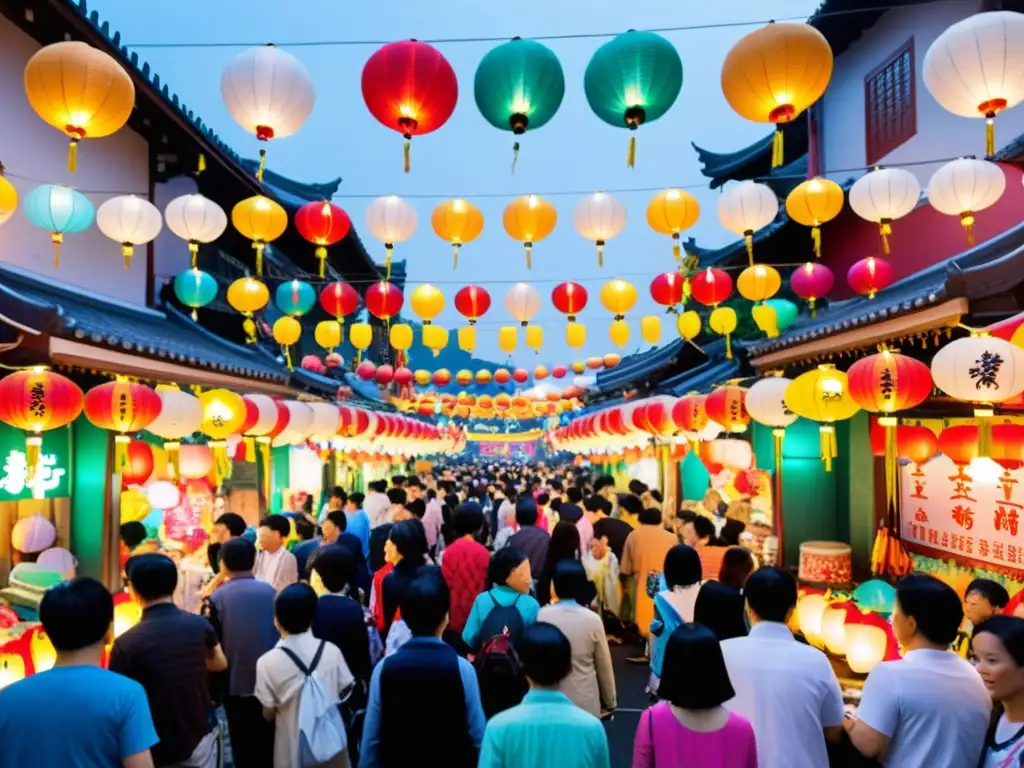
[649,545,703,696]
[255,583,354,768]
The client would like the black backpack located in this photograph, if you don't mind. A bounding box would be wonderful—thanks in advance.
[473,592,528,719]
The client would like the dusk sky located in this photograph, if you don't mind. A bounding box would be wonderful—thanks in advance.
[91,0,822,366]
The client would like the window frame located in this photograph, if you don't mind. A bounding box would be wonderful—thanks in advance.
[863,36,917,165]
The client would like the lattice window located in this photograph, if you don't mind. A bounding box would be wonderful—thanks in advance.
[864,38,916,165]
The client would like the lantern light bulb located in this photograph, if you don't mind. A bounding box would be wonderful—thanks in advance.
[70,111,90,126]
[255,197,270,211]
[528,195,538,208]
[511,97,531,113]
[808,178,823,191]
[452,199,466,212]
[666,190,680,200]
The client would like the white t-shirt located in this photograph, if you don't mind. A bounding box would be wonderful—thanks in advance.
[721,621,845,768]
[857,648,991,767]
[982,714,1024,767]
[254,547,298,593]
[364,492,392,529]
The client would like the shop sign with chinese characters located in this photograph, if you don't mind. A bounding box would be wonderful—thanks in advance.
[901,453,1024,571]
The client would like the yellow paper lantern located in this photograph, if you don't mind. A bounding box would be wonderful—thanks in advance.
[232,195,288,276]
[646,189,700,260]
[503,194,557,269]
[113,599,143,639]
[820,604,848,655]
[458,326,477,353]
[414,369,431,386]
[226,277,270,344]
[314,320,342,352]
[751,303,779,338]
[120,488,151,524]
[797,594,827,647]
[350,323,372,356]
[600,279,637,319]
[199,388,245,485]
[0,173,18,227]
[571,361,586,375]
[610,319,630,347]
[709,306,738,359]
[432,198,484,269]
[566,321,586,349]
[389,323,413,351]
[525,325,543,351]
[845,624,888,674]
[785,364,861,471]
[785,177,844,258]
[410,284,445,324]
[24,41,135,172]
[272,316,302,369]
[677,310,702,341]
[640,316,662,344]
[423,325,449,356]
[498,326,517,353]
[737,264,781,302]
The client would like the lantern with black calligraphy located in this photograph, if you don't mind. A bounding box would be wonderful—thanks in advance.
[0,369,83,481]
[84,380,162,473]
[198,389,245,485]
[785,365,860,471]
[705,386,750,434]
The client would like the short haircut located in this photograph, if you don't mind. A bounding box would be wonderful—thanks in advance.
[745,567,798,623]
[311,544,356,594]
[515,497,539,527]
[260,514,291,538]
[535,492,550,507]
[565,486,583,504]
[294,518,316,541]
[896,574,964,646]
[275,583,318,634]
[324,510,347,532]
[549,497,562,513]
[719,547,756,589]
[966,578,1011,609]
[664,544,702,589]
[584,495,612,515]
[120,521,147,550]
[520,622,572,686]
[618,493,644,517]
[214,512,247,537]
[504,485,519,502]
[40,577,113,651]
[348,491,365,508]
[558,503,583,524]
[548,480,563,493]
[692,516,716,541]
[453,502,485,537]
[628,479,649,496]
[407,499,426,520]
[649,489,663,503]
[126,553,178,601]
[973,615,1024,666]
[658,623,736,708]
[406,478,424,490]
[371,480,388,493]
[391,475,406,487]
[390,518,428,563]
[677,509,698,524]
[593,475,615,492]
[400,567,450,637]
[387,487,407,506]
[639,507,663,525]
[426,488,437,501]
[330,485,346,500]
[552,559,592,604]
[221,537,257,573]
[488,547,529,588]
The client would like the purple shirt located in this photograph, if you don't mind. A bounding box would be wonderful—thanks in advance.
[633,704,758,768]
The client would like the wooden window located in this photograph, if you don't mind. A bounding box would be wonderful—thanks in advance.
[864,38,916,165]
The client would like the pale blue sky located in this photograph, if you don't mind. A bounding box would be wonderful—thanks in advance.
[92,0,821,366]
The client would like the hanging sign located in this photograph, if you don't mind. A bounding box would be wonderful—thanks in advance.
[0,423,70,500]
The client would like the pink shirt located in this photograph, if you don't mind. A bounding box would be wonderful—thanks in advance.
[633,703,757,768]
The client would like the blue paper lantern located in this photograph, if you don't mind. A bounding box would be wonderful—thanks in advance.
[22,184,94,267]
[274,279,316,317]
[852,579,896,615]
[765,298,799,332]
[173,268,218,320]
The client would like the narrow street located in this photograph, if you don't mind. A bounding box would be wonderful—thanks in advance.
[603,644,652,766]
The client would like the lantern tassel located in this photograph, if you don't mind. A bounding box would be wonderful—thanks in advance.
[879,416,898,516]
[385,244,393,281]
[283,345,293,371]
[51,233,62,268]
[525,243,532,270]
[744,231,754,266]
[191,308,198,321]
[976,408,994,457]
[986,117,995,157]
[880,220,892,255]
[724,332,732,360]
[257,436,272,504]
[256,149,267,183]
[121,243,133,270]
[627,135,636,168]
[512,141,520,174]
[820,425,837,472]
[210,441,227,487]
[243,436,256,464]
[452,243,459,270]
[808,297,817,318]
[243,315,256,344]
[164,441,181,481]
[961,212,975,245]
[25,435,41,483]
[672,236,681,261]
[114,435,131,473]
[68,139,78,173]
[811,226,822,258]
[771,126,784,168]
[403,139,411,173]
[189,241,199,270]
[596,241,605,268]
[316,246,328,278]
[197,153,206,176]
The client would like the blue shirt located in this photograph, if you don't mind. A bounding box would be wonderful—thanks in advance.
[208,574,279,696]
[292,538,319,578]
[0,665,158,767]
[479,689,610,768]
[462,585,541,649]
[360,637,485,768]
[345,507,372,560]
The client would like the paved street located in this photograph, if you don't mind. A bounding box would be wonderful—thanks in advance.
[603,642,652,767]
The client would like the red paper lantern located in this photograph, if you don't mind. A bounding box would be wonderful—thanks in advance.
[433,369,451,387]
[375,364,395,385]
[551,281,588,319]
[356,361,377,381]
[848,351,933,414]
[848,256,894,300]
[365,281,404,320]
[295,201,351,277]
[319,281,360,319]
[650,271,685,308]
[992,424,1024,470]
[672,394,709,433]
[633,399,676,436]
[552,365,568,379]
[0,370,83,478]
[938,425,979,465]
[122,440,154,487]
[896,424,938,465]
[361,40,458,171]
[790,261,834,311]
[393,367,414,386]
[454,285,491,323]
[512,368,530,384]
[301,355,325,374]
[870,417,886,456]
[492,368,510,385]
[624,447,641,464]
[705,386,750,433]
[689,268,732,307]
[84,380,162,435]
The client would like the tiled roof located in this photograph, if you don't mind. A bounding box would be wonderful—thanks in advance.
[237,160,342,209]
[662,355,741,396]
[692,113,809,189]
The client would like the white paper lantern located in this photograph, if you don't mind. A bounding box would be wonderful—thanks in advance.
[11,513,55,553]
[746,377,799,428]
[848,167,921,255]
[704,438,754,469]
[717,180,779,263]
[221,45,315,141]
[96,195,162,267]
[845,624,888,674]
[573,192,626,267]
[147,480,181,510]
[241,394,280,436]
[505,282,541,325]
[164,194,228,266]
[307,402,341,442]
[146,388,204,440]
[926,158,1005,244]
[923,11,1024,155]
[366,195,417,278]
[273,400,315,446]
[931,335,1024,404]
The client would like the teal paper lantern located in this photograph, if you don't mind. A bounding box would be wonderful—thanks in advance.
[766,298,799,332]
[680,448,711,501]
[173,268,218,320]
[853,579,896,615]
[275,279,316,317]
[23,184,94,267]
[583,30,683,167]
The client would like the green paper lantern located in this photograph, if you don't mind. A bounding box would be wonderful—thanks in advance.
[766,298,798,332]
[173,268,218,321]
[584,30,683,166]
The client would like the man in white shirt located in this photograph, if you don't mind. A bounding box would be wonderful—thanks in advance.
[720,567,844,768]
[254,514,299,593]
[364,480,392,529]
[846,574,990,767]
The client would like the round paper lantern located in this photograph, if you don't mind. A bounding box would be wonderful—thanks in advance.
[790,261,835,314]
[300,355,324,374]
[845,621,889,674]
[931,335,1024,405]
[923,11,1024,155]
[410,284,445,324]
[534,365,550,379]
[647,189,700,260]
[896,424,938,466]
[173,268,218,321]
[721,22,833,167]
[221,44,314,144]
[389,323,413,351]
[121,440,155,487]
[178,444,214,480]
[610,319,630,347]
[677,310,702,341]
[120,488,151,524]
[574,192,626,267]
[475,369,492,386]
[505,282,541,325]
[641,316,662,344]
[992,423,1024,470]
[24,41,134,172]
[0,172,18,227]
[232,195,287,275]
[199,389,245,440]
[785,365,861,471]
[650,272,685,310]
[349,323,372,356]
[849,167,921,255]
[84,380,162,469]
[584,30,683,167]
[365,281,404,321]
[766,298,799,332]
[551,281,588,320]
[273,317,301,367]
[746,377,798,429]
[0,369,83,477]
[709,307,739,359]
[847,256,894,300]
[600,279,637,319]
[493,368,511,385]
[848,350,933,414]
[603,354,621,369]
[295,201,351,277]
[503,195,556,269]
[785,177,844,258]
[356,361,377,381]
[474,37,565,165]
[226,277,270,343]
[737,264,782,302]
[552,365,568,380]
[939,424,979,466]
[704,438,754,470]
[705,386,750,433]
[36,546,77,578]
[96,195,162,269]
[22,184,94,267]
[275,279,316,317]
[690,268,733,307]
[717,181,779,264]
[513,368,530,384]
[366,195,418,278]
[455,369,473,387]
[454,285,491,324]
[432,198,484,269]
[11,513,55,554]
[145,387,203,478]
[164,193,228,267]
[319,281,359,320]
[314,320,342,353]
[927,158,1005,244]
[433,369,452,387]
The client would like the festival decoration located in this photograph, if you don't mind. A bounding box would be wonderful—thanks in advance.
[199,389,245,484]
[844,612,890,673]
[677,310,702,342]
[849,167,921,255]
[22,184,94,267]
[349,324,373,360]
[766,298,799,332]
[574,192,626,267]
[609,319,630,347]
[319,281,359,323]
[275,279,316,317]
[709,307,739,359]
[178,444,214,480]
[689,268,733,308]
[226,277,270,343]
[847,256,894,300]
[0,369,83,481]
[361,40,458,172]
[790,261,834,315]
[505,282,542,326]
[164,193,228,268]
[433,369,452,387]
[366,195,418,279]
[565,321,584,349]
[785,365,860,471]
[641,316,661,344]
[647,189,700,261]
[746,375,798,521]
[232,195,287,275]
[173,268,218,321]
[410,284,445,324]
[584,30,683,167]
[721,22,833,167]
[295,201,351,277]
[454,285,491,325]
[431,198,483,269]
[96,195,162,270]
[503,195,556,269]
[24,41,134,172]
[356,361,377,382]
[896,424,938,467]
[705,386,749,433]
[600,279,638,323]
[650,272,686,311]
[551,281,588,323]
[737,264,781,303]
[422,325,449,356]
[120,488,151,524]
[717,181,779,264]
[389,323,413,352]
[0,170,17,226]
[145,386,203,479]
[83,381,161,471]
[239,393,279,472]
[365,281,404,321]
[273,316,302,369]
[121,440,155,487]
[785,177,844,258]
[926,158,1005,244]
[11,513,55,554]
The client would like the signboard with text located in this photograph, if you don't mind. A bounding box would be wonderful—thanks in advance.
[478,442,536,458]
[0,422,71,500]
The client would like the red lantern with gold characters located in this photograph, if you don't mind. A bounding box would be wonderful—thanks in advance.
[0,368,83,479]
[295,201,351,277]
[705,386,749,433]
[848,351,932,414]
[84,380,162,471]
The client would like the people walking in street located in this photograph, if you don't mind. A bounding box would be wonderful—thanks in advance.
[441,502,491,635]
[508,497,550,579]
[463,547,541,650]
[254,514,299,592]
[620,505,677,663]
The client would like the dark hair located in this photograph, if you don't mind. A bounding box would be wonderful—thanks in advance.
[896,574,964,646]
[691,516,716,542]
[407,499,426,520]
[275,583,319,634]
[694,581,748,641]
[658,623,736,708]
[40,577,113,651]
[677,509,698,525]
[639,507,663,526]
[547,521,581,567]
[719,547,756,589]
[221,537,257,573]
[330,486,346,501]
[515,497,539,527]
[966,578,1011,609]
[389,518,428,564]
[391,474,406,487]
[628,479,649,496]
[558,503,583,524]
[387,487,407,506]
[548,480,564,493]
[488,547,529,588]
[649,489,663,504]
[260,514,291,538]
[745,567,798,623]
[294,518,316,542]
[324,510,347,532]
[120,521,147,550]
[311,544,356,595]
[426,488,437,501]
[453,502,485,537]
[535,492,550,507]
[549,497,562,513]
[593,475,615,492]
[406,478,424,490]
[126,553,178,601]
[520,622,572,686]
[973,615,1024,666]
[720,518,746,547]
[618,493,643,517]
[584,495,612,515]
[371,479,388,493]
[664,544,702,589]
[565,486,583,504]
[401,567,450,637]
[504,485,519,503]
[214,512,247,538]
[552,559,593,605]
[348,491,365,508]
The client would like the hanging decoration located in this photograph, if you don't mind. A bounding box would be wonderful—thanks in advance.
[709,307,739,359]
[294,201,351,278]
[240,394,281,485]
[145,386,203,480]
[198,389,246,485]
[0,167,17,226]
[847,256,894,300]
[314,320,342,353]
[474,37,565,170]
[274,279,317,317]
[22,185,94,268]
[746,376,798,493]
[784,365,861,471]
[785,177,844,258]
[96,195,163,270]
[677,310,702,343]
[410,284,445,325]
[232,195,287,276]
[84,380,162,472]
[273,316,302,369]
[705,385,750,433]
[640,316,661,344]
[849,167,921,255]
[361,39,459,172]
[717,181,779,265]
[498,327,518,353]
[650,271,685,312]
[0,369,83,481]
[790,261,834,316]
[896,424,938,468]
[24,41,134,172]
[389,323,414,353]
[503,194,556,269]
[365,281,404,321]
[164,193,228,268]
[431,199,483,269]
[926,158,1005,244]
[647,189,700,262]
[938,424,979,467]
[601,279,638,348]
[226,276,270,344]
[767,298,799,333]
[609,318,630,347]
[349,323,373,362]
[319,281,359,325]
[574,192,626,267]
[690,268,733,308]
[584,30,683,167]
[505,282,542,327]
[454,284,491,354]
[738,263,782,338]
[173,268,218,320]
[366,195,418,280]
[552,280,588,350]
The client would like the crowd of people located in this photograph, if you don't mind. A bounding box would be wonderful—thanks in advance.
[3,460,1024,767]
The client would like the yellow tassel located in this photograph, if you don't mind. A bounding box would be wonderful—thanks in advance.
[197,153,207,175]
[879,416,897,513]
[404,140,411,173]
[724,332,732,359]
[189,241,199,269]
[597,241,604,268]
[744,232,754,266]
[114,434,130,473]
[51,232,62,268]
[243,315,256,344]
[243,436,256,463]
[961,212,975,245]
[385,245,392,281]
[255,242,264,276]
[811,226,821,258]
[25,435,41,483]
[283,345,293,370]
[772,128,784,168]
[121,243,133,270]
[453,243,459,270]
[976,408,994,457]
[627,135,636,168]
[257,149,266,183]
[880,221,892,255]
[258,437,272,505]
[525,243,532,270]
[820,425,837,472]
[164,441,181,481]
[808,297,817,317]
[672,239,681,261]
[512,141,520,174]
[316,245,327,278]
[68,139,78,173]
[191,309,198,321]
[986,118,995,157]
